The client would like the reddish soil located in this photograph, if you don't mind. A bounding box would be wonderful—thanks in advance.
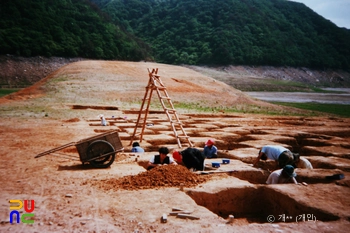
[0,60,349,232]
[95,165,210,191]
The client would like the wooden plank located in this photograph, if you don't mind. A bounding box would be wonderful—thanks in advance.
[176,214,200,220]
[169,211,192,216]
[172,207,184,211]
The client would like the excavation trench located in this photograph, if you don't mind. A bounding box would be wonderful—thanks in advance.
[186,185,339,223]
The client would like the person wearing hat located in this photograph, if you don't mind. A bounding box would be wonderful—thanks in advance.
[266,165,298,184]
[203,139,218,159]
[131,142,144,153]
[173,147,206,171]
[147,147,177,170]
[253,145,295,169]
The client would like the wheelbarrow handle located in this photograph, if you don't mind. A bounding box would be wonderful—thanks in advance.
[34,142,76,158]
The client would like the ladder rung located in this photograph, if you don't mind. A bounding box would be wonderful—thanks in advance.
[153,86,166,90]
[170,121,182,125]
[131,69,192,148]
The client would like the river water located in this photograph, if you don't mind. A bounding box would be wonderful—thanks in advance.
[245,88,350,105]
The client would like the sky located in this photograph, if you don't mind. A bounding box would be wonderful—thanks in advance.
[288,0,350,29]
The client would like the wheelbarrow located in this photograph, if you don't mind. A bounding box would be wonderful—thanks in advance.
[35,130,124,168]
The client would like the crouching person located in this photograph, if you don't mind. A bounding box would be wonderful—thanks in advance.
[173,147,205,172]
[254,145,295,169]
[147,147,177,170]
[293,154,313,169]
[266,165,298,184]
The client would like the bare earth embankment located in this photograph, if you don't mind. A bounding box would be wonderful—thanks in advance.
[0,60,349,232]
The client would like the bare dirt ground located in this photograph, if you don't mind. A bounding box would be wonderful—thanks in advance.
[0,60,350,233]
[188,65,350,91]
[0,55,84,88]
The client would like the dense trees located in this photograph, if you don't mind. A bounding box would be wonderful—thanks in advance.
[1,0,350,69]
[0,0,150,61]
[92,0,350,69]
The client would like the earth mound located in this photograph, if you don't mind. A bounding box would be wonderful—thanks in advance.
[94,165,210,190]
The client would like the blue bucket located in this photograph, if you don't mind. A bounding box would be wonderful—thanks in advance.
[222,159,230,164]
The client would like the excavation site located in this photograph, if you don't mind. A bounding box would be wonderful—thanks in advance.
[0,60,349,233]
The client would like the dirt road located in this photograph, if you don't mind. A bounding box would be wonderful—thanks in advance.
[0,60,349,232]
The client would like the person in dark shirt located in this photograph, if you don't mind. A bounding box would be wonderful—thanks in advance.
[147,147,177,170]
[173,147,205,171]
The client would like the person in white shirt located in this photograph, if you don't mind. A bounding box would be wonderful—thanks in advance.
[254,145,295,169]
[293,154,313,169]
[266,165,298,184]
[99,114,108,126]
[131,142,145,153]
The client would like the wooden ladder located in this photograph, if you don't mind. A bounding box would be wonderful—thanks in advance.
[130,68,193,148]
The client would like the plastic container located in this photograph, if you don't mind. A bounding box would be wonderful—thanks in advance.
[212,162,221,168]
[222,159,230,164]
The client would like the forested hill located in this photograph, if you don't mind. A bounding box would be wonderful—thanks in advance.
[0,0,150,61]
[91,0,350,69]
[1,0,350,70]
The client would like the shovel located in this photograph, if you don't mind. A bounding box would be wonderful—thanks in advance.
[198,170,236,175]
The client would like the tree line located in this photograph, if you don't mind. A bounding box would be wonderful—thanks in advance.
[92,0,350,69]
[0,0,150,61]
[1,0,350,69]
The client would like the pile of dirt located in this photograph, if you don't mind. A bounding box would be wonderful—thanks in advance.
[94,165,210,190]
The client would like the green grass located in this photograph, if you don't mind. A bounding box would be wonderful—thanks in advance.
[249,79,347,93]
[0,89,21,97]
[173,101,350,117]
[172,102,311,116]
[272,102,350,117]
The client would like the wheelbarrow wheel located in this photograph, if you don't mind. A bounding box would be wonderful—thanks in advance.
[86,140,115,168]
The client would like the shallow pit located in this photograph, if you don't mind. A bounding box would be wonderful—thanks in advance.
[71,104,119,110]
[187,185,339,223]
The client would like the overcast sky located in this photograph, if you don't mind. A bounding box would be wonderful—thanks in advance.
[288,0,350,29]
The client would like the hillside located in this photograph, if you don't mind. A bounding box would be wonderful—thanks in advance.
[92,0,350,69]
[2,56,350,91]
[1,0,350,69]
[0,0,150,60]
[0,60,293,114]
